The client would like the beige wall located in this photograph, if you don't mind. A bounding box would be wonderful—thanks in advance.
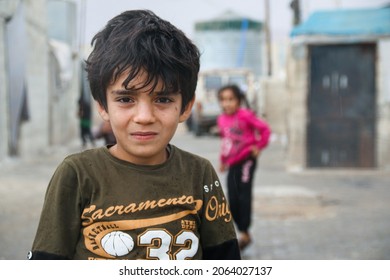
[377,39,390,169]
[285,43,308,171]
[260,77,288,144]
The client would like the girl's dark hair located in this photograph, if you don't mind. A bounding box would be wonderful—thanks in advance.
[85,10,200,113]
[217,84,250,108]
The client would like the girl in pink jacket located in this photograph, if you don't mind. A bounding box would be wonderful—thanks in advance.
[217,84,271,251]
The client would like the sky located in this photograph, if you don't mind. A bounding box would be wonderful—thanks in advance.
[80,0,390,47]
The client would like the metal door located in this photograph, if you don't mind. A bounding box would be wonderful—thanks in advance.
[308,44,376,167]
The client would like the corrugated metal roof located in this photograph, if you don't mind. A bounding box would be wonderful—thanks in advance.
[291,7,390,37]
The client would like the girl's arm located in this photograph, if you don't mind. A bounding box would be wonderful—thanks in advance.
[247,112,271,150]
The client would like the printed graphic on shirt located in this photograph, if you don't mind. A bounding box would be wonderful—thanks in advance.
[203,180,232,223]
[221,124,245,159]
[81,188,231,259]
[241,159,254,183]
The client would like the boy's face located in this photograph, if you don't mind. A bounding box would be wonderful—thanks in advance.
[98,70,193,165]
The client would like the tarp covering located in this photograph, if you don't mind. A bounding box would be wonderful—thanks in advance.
[291,7,390,37]
[6,2,28,155]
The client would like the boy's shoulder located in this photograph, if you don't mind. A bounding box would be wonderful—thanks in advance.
[170,145,217,177]
[171,145,211,165]
[62,147,108,166]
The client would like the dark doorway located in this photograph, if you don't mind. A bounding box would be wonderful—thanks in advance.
[308,44,376,168]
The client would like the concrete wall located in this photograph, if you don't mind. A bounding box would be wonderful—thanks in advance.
[260,77,289,146]
[47,41,80,147]
[0,1,19,161]
[0,18,8,161]
[19,0,50,156]
[0,0,80,162]
[377,39,390,170]
[285,43,308,172]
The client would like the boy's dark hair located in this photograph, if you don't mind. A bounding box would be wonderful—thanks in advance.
[217,84,250,108]
[85,10,200,113]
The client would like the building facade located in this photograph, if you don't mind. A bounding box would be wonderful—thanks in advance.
[287,6,390,170]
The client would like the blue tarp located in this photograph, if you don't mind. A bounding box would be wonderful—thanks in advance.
[291,7,390,37]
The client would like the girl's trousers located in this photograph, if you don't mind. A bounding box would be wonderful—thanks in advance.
[227,157,257,233]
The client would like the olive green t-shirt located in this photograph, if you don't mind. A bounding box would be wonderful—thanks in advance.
[30,145,238,260]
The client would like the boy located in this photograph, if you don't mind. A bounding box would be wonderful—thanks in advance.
[28,10,240,260]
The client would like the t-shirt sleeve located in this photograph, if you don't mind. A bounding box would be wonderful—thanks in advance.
[29,160,82,260]
[199,161,241,260]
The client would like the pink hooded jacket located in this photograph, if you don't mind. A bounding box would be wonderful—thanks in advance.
[217,108,271,166]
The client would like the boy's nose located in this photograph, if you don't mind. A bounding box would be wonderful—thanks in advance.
[133,102,156,124]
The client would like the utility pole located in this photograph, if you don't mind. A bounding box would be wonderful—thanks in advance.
[264,0,272,76]
[290,0,301,26]
[79,0,87,58]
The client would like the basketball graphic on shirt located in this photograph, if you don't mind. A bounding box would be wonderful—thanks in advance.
[101,231,134,257]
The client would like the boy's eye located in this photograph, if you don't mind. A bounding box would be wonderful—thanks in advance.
[155,97,173,104]
[118,97,133,103]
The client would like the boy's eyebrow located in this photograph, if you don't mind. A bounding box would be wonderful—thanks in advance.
[110,89,135,95]
[110,89,179,96]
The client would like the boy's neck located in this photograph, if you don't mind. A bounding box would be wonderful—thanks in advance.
[107,144,171,165]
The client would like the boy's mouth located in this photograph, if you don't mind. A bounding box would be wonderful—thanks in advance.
[130,131,158,140]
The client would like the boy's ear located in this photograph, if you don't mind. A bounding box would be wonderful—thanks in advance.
[96,102,110,122]
[179,97,195,123]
